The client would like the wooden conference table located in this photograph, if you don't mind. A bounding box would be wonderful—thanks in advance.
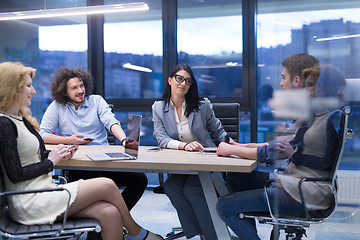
[48,145,258,240]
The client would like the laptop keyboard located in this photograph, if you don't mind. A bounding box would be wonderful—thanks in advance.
[105,152,128,158]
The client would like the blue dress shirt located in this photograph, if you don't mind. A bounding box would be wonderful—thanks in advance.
[39,95,120,145]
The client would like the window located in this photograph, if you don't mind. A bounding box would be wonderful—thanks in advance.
[103,0,162,146]
[177,1,243,98]
[0,5,88,122]
[104,0,162,99]
[257,0,360,169]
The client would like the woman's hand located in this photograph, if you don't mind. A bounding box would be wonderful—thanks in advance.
[47,144,78,165]
[274,139,295,159]
[184,141,204,151]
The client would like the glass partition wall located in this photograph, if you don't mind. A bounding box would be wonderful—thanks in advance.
[0,1,359,231]
[256,1,360,236]
[256,0,360,169]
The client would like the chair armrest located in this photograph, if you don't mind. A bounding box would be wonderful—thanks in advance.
[263,177,335,221]
[1,187,72,236]
[52,175,68,184]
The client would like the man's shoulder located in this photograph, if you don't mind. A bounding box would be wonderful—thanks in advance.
[83,95,106,107]
[86,94,103,101]
[86,94,106,103]
[47,100,65,109]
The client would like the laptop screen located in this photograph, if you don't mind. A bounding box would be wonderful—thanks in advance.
[124,114,142,157]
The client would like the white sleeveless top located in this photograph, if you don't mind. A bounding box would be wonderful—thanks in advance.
[0,113,81,225]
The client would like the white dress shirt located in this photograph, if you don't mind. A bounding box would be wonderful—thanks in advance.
[166,100,195,149]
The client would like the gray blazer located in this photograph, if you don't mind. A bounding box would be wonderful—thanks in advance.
[152,98,227,148]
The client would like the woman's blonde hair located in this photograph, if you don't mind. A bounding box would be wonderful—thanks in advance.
[0,62,39,130]
[302,65,321,83]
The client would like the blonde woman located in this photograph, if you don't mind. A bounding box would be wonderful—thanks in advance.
[0,62,162,240]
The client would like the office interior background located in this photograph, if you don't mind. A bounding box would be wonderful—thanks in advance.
[0,0,359,234]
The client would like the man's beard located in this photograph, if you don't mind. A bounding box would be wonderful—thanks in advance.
[69,95,85,105]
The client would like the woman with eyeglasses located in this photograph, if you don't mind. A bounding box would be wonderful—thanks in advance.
[152,64,228,240]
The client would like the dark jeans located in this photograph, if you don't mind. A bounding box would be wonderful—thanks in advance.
[65,170,148,210]
[217,186,304,240]
[225,171,270,193]
[225,171,269,227]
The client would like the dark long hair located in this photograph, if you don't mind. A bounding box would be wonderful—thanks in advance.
[160,64,203,117]
[51,67,93,105]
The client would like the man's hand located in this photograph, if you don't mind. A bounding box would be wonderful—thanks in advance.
[68,134,92,145]
[125,138,139,149]
[274,139,295,159]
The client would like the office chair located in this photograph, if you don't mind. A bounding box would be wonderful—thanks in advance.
[242,106,353,240]
[162,102,240,239]
[0,161,101,240]
[211,102,241,143]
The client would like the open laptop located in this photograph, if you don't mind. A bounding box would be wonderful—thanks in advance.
[86,114,142,161]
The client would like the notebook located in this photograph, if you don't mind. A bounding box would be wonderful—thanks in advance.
[86,114,142,161]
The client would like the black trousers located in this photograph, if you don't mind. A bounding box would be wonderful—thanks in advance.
[65,170,148,210]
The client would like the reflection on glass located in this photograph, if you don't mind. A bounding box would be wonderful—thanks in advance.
[36,23,87,121]
[257,0,360,170]
[0,18,87,122]
[114,111,157,146]
[177,1,243,98]
[104,9,162,99]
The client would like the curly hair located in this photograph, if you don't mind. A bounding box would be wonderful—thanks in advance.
[0,62,39,129]
[51,67,93,105]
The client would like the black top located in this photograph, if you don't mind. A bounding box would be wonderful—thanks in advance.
[0,116,53,184]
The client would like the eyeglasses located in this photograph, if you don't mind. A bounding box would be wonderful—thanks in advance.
[174,74,193,86]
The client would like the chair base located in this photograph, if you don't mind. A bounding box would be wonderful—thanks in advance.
[164,230,185,240]
[267,223,307,240]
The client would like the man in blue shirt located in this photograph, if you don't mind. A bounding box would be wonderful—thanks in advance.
[40,67,148,212]
[217,53,320,191]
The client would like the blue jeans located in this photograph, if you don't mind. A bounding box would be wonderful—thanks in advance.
[216,186,304,240]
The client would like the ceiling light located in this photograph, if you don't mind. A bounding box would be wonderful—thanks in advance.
[123,63,152,73]
[316,34,360,42]
[0,2,149,21]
